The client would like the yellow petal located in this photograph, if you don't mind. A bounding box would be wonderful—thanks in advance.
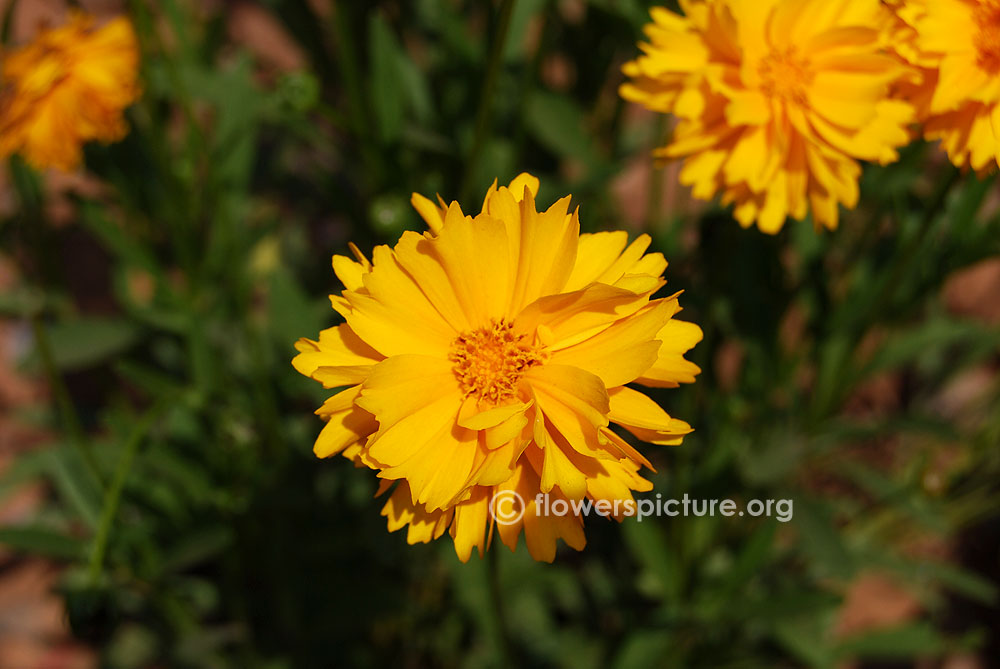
[432,204,512,325]
[356,354,457,429]
[313,386,378,458]
[343,245,456,357]
[514,280,659,350]
[393,231,472,333]
[608,386,693,445]
[508,193,579,313]
[507,172,540,201]
[550,299,678,388]
[635,320,703,387]
[410,192,446,233]
[563,231,629,291]
[378,411,478,511]
[292,324,383,388]
[458,399,532,431]
[450,487,491,562]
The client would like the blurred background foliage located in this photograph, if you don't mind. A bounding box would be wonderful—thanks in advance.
[0,0,999,667]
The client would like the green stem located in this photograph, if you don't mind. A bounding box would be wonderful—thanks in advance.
[1,0,19,45]
[853,166,961,332]
[331,2,381,187]
[511,0,551,167]
[87,397,171,584]
[487,547,514,666]
[645,116,669,230]
[127,0,201,277]
[461,0,518,203]
[31,316,104,489]
[812,166,962,420]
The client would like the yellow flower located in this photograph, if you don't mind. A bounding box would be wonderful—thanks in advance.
[293,174,702,562]
[888,0,1000,172]
[0,12,140,171]
[620,0,915,233]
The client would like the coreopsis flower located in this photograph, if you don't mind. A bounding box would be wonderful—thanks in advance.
[619,0,915,233]
[888,0,1000,171]
[293,174,702,562]
[0,12,140,171]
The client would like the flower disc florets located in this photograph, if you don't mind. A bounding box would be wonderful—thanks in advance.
[450,320,546,406]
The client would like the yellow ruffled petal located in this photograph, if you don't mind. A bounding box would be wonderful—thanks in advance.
[450,487,491,562]
[635,320,703,387]
[507,172,540,201]
[410,192,447,233]
[313,386,378,458]
[292,324,383,388]
[550,299,678,388]
[343,246,457,357]
[507,193,579,313]
[608,386,693,445]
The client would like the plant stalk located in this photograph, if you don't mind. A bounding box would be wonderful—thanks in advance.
[31,316,104,489]
[461,0,518,203]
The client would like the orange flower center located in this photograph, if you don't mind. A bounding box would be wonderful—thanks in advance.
[449,321,544,405]
[974,1,1000,74]
[758,47,813,104]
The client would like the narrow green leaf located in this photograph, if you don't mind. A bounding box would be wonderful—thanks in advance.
[38,318,141,372]
[835,622,952,659]
[45,447,102,530]
[369,14,405,144]
[0,525,83,560]
[622,519,683,600]
[524,91,599,162]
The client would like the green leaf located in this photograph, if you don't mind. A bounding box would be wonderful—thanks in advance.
[794,501,854,580]
[720,521,777,595]
[8,155,44,214]
[524,91,599,162]
[0,525,83,560]
[621,519,683,600]
[160,527,234,573]
[585,0,652,31]
[79,202,164,277]
[772,615,837,669]
[38,318,141,372]
[835,622,951,659]
[397,54,434,124]
[0,285,45,318]
[726,590,841,625]
[862,318,1000,377]
[45,446,102,530]
[0,448,51,501]
[910,561,998,606]
[503,0,547,62]
[612,631,670,669]
[194,56,262,189]
[369,14,405,144]
[268,268,329,350]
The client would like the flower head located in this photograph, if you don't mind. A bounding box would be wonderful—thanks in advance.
[888,0,1000,171]
[293,174,702,562]
[0,12,140,171]
[620,0,915,232]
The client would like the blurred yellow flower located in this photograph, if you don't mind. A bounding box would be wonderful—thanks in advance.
[620,0,915,233]
[0,12,140,171]
[293,174,702,562]
[888,0,1000,172]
